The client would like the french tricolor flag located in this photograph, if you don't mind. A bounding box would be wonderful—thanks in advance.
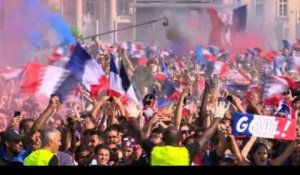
[274,100,296,119]
[21,44,109,101]
[48,46,69,65]
[21,62,71,98]
[160,50,172,59]
[108,54,139,104]
[65,44,109,96]
[287,56,300,73]
[0,68,23,81]
[263,75,297,106]
[154,61,169,81]
[228,68,251,85]
[273,55,286,76]
[194,45,216,65]
[205,61,229,78]
[119,41,143,57]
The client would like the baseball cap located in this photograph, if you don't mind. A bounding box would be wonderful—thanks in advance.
[4,129,24,142]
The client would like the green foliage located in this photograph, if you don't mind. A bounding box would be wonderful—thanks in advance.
[71,26,84,40]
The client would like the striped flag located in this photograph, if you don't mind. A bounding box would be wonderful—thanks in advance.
[21,62,71,98]
[205,61,229,78]
[273,55,286,76]
[0,68,23,81]
[107,54,139,104]
[65,44,108,92]
[48,46,69,65]
[274,100,296,119]
[262,75,296,106]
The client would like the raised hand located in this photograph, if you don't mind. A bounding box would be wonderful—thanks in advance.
[212,100,230,119]
[49,95,61,111]
[230,95,242,106]
[8,115,21,129]
[181,88,190,99]
[125,101,141,118]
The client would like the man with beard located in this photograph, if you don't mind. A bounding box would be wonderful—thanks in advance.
[0,129,28,165]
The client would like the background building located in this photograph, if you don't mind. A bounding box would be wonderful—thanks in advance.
[0,0,299,50]
[48,0,136,44]
[222,0,300,50]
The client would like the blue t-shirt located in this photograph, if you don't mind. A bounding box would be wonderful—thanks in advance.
[0,147,29,164]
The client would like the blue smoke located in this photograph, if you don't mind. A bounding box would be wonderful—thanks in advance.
[195,45,205,65]
[25,0,76,48]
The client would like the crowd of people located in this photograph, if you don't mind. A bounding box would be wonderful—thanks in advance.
[0,36,300,166]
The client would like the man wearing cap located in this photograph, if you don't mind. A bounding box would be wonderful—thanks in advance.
[0,129,28,165]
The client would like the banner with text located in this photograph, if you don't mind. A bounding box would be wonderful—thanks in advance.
[232,112,296,140]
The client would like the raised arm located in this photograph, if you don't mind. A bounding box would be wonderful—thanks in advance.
[271,141,296,166]
[143,114,158,138]
[241,136,257,160]
[128,117,147,144]
[215,127,228,157]
[112,97,126,117]
[91,96,110,119]
[174,88,189,130]
[187,101,198,124]
[30,95,60,134]
[228,135,245,165]
[198,101,229,149]
[119,49,135,72]
[231,95,247,114]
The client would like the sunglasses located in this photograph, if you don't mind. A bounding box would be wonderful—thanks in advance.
[180,130,191,134]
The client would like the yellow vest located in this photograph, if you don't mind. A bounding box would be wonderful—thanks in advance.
[24,149,57,166]
[150,146,190,166]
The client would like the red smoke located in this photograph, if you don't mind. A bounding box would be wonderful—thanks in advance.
[230,30,266,54]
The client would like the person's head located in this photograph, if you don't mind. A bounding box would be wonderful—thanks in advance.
[162,126,180,146]
[88,131,105,149]
[105,125,121,145]
[95,144,110,166]
[219,156,235,166]
[75,144,94,166]
[293,96,300,110]
[179,123,191,142]
[250,142,269,166]
[121,137,136,162]
[149,127,164,145]
[29,130,42,151]
[41,128,61,153]
[291,146,300,165]
[3,129,24,156]
[142,94,156,108]
[19,118,34,135]
[81,113,96,130]
[183,135,195,146]
[48,115,62,129]
[0,112,8,132]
